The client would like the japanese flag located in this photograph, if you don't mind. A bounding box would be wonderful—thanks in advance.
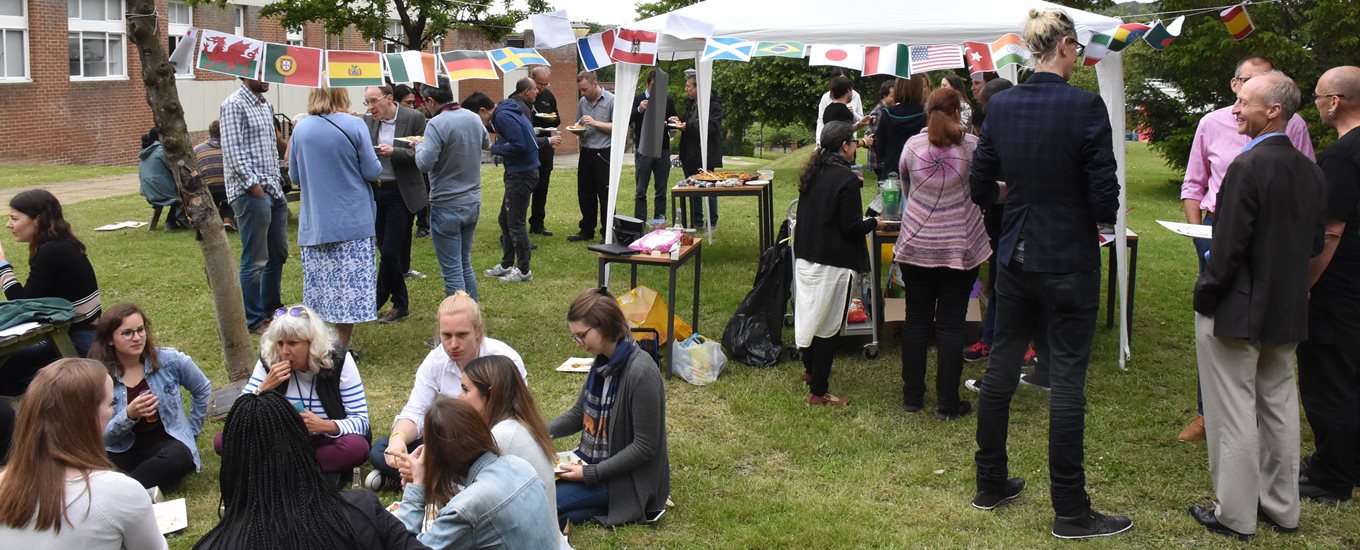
[807,44,864,71]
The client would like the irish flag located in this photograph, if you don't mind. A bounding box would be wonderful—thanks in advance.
[385,51,437,85]
[326,50,384,87]
[863,44,910,78]
[261,43,322,87]
[990,33,1030,69]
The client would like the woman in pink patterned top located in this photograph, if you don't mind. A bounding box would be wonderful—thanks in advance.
[893,88,991,420]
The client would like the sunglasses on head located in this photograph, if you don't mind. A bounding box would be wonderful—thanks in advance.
[275,307,307,318]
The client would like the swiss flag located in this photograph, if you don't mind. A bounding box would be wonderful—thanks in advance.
[611,28,658,66]
[963,41,995,77]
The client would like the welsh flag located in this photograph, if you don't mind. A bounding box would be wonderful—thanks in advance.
[384,51,438,85]
[261,43,322,87]
[196,29,261,79]
[863,44,910,78]
[990,33,1030,69]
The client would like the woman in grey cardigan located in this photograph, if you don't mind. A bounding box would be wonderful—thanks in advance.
[549,288,670,527]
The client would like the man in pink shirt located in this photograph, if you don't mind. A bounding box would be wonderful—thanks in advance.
[1177,55,1315,443]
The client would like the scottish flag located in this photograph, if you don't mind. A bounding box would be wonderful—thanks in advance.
[702,37,755,62]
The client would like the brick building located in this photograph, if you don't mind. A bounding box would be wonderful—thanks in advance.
[0,0,581,166]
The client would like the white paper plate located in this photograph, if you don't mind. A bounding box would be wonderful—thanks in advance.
[556,357,594,373]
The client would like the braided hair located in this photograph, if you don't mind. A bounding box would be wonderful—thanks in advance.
[194,392,361,550]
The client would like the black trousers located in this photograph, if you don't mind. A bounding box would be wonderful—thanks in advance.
[900,264,979,412]
[976,261,1099,517]
[375,185,414,311]
[529,147,554,231]
[577,147,611,237]
[109,437,196,492]
[498,169,538,273]
[1298,338,1360,492]
[802,336,837,397]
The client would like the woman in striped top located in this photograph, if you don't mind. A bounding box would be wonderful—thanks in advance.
[894,88,991,420]
[214,304,371,476]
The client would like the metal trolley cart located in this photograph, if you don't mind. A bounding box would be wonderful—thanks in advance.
[784,199,881,361]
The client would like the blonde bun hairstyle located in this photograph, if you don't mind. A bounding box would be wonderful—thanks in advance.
[1023,8,1077,66]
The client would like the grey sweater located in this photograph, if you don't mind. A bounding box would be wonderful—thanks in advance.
[548,345,670,526]
[415,107,490,207]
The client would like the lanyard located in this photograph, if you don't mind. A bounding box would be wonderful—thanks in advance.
[290,370,316,413]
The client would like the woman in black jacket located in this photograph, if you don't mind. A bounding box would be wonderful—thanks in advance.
[794,122,885,405]
[874,75,929,181]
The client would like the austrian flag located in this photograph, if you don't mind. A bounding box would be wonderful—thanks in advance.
[612,28,658,66]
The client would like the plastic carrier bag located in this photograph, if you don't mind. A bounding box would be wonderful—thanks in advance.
[617,286,692,345]
[672,334,726,385]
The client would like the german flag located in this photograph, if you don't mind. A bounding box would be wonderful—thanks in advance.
[440,50,498,81]
[325,50,384,87]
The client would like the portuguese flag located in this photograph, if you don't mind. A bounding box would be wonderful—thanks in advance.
[326,50,384,87]
[261,43,322,88]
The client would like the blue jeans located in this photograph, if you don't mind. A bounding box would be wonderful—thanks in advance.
[231,193,289,329]
[368,436,423,480]
[556,480,609,527]
[634,152,670,220]
[688,196,719,227]
[431,202,480,299]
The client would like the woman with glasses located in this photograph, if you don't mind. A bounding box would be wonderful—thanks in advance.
[548,287,669,528]
[214,304,371,481]
[90,303,212,492]
[367,291,527,490]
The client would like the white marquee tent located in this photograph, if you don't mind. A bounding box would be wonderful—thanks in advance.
[595,0,1133,366]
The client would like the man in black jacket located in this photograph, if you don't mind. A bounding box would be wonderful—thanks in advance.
[672,72,723,228]
[1189,71,1326,540]
[528,66,560,236]
[363,85,428,324]
[630,69,678,222]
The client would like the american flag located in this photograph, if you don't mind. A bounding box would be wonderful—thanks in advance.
[909,44,965,74]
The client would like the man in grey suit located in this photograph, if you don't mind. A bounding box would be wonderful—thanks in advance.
[1190,71,1327,540]
[364,85,428,323]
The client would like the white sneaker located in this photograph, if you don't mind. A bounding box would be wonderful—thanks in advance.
[405,269,427,279]
[498,267,533,282]
[365,470,399,492]
[484,264,512,278]
[964,379,982,392]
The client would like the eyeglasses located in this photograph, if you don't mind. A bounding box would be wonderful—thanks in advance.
[275,307,307,318]
[1069,37,1084,57]
[1233,76,1252,84]
[362,94,390,106]
[1313,92,1346,100]
[572,327,594,344]
[117,326,147,339]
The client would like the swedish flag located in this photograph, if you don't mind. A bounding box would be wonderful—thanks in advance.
[489,47,549,72]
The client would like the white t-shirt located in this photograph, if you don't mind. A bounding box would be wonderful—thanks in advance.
[393,337,526,437]
[0,470,168,550]
[491,419,559,530]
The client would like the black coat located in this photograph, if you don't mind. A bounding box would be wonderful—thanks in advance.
[873,103,925,177]
[794,157,876,272]
[679,94,723,176]
[1194,135,1327,343]
[629,92,678,152]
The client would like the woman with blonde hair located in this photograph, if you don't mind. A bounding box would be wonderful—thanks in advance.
[368,290,527,489]
[0,359,167,548]
[288,86,383,346]
[213,304,371,480]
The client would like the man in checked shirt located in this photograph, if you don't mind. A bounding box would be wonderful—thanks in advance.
[220,78,290,334]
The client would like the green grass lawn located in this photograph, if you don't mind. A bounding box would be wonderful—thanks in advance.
[0,163,138,189]
[8,142,1357,548]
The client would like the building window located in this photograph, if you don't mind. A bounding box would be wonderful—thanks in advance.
[286,26,303,46]
[233,6,244,37]
[383,20,403,53]
[68,0,125,80]
[428,36,442,55]
[0,0,29,81]
[166,0,191,77]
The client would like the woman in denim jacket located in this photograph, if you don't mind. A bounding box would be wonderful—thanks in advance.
[397,398,558,549]
[92,303,212,492]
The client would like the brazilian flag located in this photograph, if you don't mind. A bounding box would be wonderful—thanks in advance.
[753,41,806,58]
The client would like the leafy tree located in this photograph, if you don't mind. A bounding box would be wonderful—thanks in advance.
[252,0,550,51]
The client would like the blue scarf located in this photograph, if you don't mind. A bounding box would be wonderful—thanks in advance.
[579,338,634,464]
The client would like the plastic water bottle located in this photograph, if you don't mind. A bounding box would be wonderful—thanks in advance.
[880,172,902,221]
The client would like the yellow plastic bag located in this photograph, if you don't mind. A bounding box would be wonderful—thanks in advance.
[617,286,692,345]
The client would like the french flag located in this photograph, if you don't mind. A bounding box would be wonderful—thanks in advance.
[578,30,616,72]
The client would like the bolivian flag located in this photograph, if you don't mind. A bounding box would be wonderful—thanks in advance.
[440,50,498,81]
[326,50,384,87]
[261,43,322,87]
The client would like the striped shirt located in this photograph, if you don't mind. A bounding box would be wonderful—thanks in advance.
[894,132,991,270]
[220,84,282,202]
[0,239,102,327]
[243,353,369,437]
[193,138,225,189]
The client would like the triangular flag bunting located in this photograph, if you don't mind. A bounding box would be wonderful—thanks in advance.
[990,34,1029,69]
[1220,4,1255,41]
[753,41,805,58]
[196,29,262,79]
[384,51,438,85]
[1082,32,1112,68]
[262,43,323,87]
[962,41,995,77]
[807,44,864,71]
[169,26,199,73]
[1108,22,1150,52]
[439,50,499,81]
[1143,16,1184,51]
[489,47,549,72]
[612,28,658,65]
[863,44,911,77]
[578,30,615,72]
[908,44,964,74]
[702,37,755,62]
[326,50,384,87]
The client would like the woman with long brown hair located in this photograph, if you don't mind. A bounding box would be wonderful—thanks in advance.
[0,358,166,548]
[90,303,212,492]
[397,397,557,547]
[461,354,558,525]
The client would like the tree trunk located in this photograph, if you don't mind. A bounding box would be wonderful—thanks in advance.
[126,0,254,382]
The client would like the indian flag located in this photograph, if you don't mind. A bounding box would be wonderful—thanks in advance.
[385,51,438,85]
[990,33,1030,69]
[325,50,384,88]
[863,44,910,78]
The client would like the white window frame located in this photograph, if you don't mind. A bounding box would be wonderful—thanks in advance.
[0,0,30,83]
[68,0,127,81]
[166,0,191,78]
[286,25,303,47]
[383,20,403,54]
[233,6,244,37]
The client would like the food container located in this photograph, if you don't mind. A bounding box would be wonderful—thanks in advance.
[757,169,774,180]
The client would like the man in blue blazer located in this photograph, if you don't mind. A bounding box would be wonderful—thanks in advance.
[967,9,1127,540]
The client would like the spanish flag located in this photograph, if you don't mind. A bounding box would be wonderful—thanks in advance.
[1220,4,1255,41]
[325,50,384,87]
[440,50,498,81]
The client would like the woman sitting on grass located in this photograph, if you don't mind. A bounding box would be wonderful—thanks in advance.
[0,189,102,397]
[397,397,558,548]
[549,287,670,527]
[214,304,370,480]
[91,302,212,491]
[195,392,425,550]
[0,359,166,549]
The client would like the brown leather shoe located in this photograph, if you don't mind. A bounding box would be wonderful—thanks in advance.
[1178,415,1205,442]
[807,393,851,406]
